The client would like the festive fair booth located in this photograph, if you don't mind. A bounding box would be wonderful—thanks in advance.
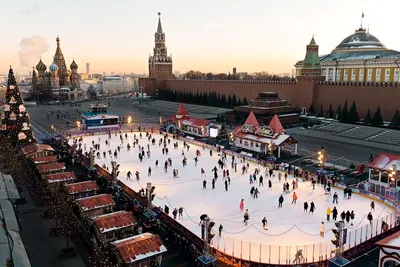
[376,232,400,267]
[92,211,138,243]
[43,171,76,190]
[369,152,400,199]
[21,143,55,158]
[76,194,115,218]
[111,233,167,267]
[31,155,58,165]
[36,162,66,175]
[162,103,212,137]
[230,112,297,158]
[65,180,98,200]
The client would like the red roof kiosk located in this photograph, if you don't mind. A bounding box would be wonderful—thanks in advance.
[230,112,297,158]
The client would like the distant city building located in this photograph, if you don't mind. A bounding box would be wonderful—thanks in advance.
[233,67,237,75]
[103,72,106,77]
[80,73,89,80]
[295,27,400,82]
[0,75,5,85]
[31,36,81,101]
[86,63,90,74]
[102,76,137,95]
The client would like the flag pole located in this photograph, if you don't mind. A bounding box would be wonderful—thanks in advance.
[360,11,364,28]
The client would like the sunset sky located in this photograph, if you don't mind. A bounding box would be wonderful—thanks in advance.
[2,0,399,75]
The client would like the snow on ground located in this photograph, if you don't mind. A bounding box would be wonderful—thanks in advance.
[70,133,394,263]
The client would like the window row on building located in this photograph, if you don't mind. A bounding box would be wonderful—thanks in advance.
[322,67,400,83]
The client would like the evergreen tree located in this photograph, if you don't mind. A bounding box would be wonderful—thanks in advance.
[308,103,315,116]
[232,95,237,107]
[317,103,324,117]
[237,98,242,106]
[216,124,228,141]
[341,100,349,123]
[2,67,35,145]
[348,101,359,123]
[227,95,232,108]
[326,104,334,118]
[389,109,400,128]
[242,97,248,105]
[336,104,342,120]
[221,94,227,107]
[371,105,384,126]
[363,109,372,125]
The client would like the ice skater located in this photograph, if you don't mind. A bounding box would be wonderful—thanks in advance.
[243,209,250,226]
[326,207,331,221]
[239,199,244,211]
[262,217,268,230]
[292,192,298,204]
[225,180,228,191]
[293,249,304,264]
[178,207,183,218]
[367,212,373,225]
[370,201,375,211]
[309,201,315,214]
[148,167,152,176]
[320,222,325,237]
[278,195,284,208]
[304,202,308,213]
[135,171,140,180]
[253,188,259,198]
[218,224,223,237]
[332,207,338,221]
[203,180,207,189]
[259,175,263,186]
[332,192,339,204]
[201,168,206,177]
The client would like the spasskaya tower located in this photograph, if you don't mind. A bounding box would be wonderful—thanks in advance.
[148,12,173,89]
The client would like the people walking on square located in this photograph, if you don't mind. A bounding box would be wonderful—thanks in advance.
[292,192,298,204]
[304,202,308,213]
[243,209,250,226]
[333,192,339,204]
[262,217,268,230]
[240,199,244,211]
[326,207,331,221]
[309,202,315,214]
[278,195,284,208]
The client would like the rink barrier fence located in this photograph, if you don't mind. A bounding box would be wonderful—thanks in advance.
[64,127,400,266]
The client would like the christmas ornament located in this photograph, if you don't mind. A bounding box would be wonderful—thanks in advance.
[19,104,26,112]
[4,104,10,112]
[9,96,16,104]
[22,122,30,131]
[18,132,27,140]
[9,85,14,90]
[9,112,17,120]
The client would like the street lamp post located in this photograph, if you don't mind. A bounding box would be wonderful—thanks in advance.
[389,164,398,188]
[317,147,326,169]
[127,116,132,131]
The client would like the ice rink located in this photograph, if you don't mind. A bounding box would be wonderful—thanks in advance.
[70,132,395,262]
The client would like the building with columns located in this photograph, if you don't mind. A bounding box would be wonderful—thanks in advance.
[31,36,81,101]
[295,26,400,83]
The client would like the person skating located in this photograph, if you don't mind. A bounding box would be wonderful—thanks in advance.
[312,179,316,190]
[332,192,339,204]
[228,176,231,185]
[350,210,355,226]
[293,249,304,264]
[332,207,338,221]
[278,172,282,182]
[212,178,216,189]
[292,192,298,204]
[320,222,325,237]
[239,199,244,211]
[250,186,255,196]
[340,211,346,221]
[135,171,140,180]
[347,188,352,199]
[259,175,264,186]
[303,202,308,213]
[278,195,284,208]
[370,201,375,211]
[203,180,207,189]
[269,168,273,177]
[262,217,268,230]
[243,209,250,226]
[253,188,259,198]
[367,212,373,225]
[210,150,212,156]
[194,157,198,166]
[219,224,223,237]
[309,201,315,214]
[172,208,178,219]
[178,207,183,218]
[326,207,331,221]
[164,205,169,215]
[345,210,351,224]
[225,180,228,191]
[268,179,272,190]
[127,171,132,180]
[148,167,152,176]
[249,174,253,184]
[155,160,158,167]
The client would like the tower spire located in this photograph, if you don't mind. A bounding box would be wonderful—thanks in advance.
[55,35,62,56]
[157,12,163,33]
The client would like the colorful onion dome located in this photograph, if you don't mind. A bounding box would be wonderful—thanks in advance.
[36,59,47,71]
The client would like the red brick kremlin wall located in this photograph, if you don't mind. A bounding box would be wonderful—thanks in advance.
[141,77,400,120]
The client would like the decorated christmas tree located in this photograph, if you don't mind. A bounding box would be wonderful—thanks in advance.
[1,66,35,145]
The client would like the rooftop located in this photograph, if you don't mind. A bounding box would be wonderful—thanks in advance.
[43,171,76,184]
[65,180,98,195]
[31,155,57,165]
[93,211,137,233]
[37,162,65,173]
[21,144,54,155]
[111,233,167,263]
[0,173,21,201]
[77,194,115,211]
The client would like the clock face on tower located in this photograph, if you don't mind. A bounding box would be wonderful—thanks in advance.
[160,47,166,55]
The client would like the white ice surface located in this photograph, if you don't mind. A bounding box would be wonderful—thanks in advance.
[70,133,395,263]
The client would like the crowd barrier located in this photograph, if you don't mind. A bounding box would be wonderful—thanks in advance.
[64,127,400,266]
